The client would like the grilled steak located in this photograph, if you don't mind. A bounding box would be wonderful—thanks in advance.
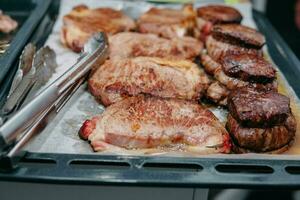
[206,81,229,106]
[200,51,221,75]
[0,10,18,33]
[89,57,210,106]
[196,5,242,41]
[109,32,203,60]
[227,113,296,153]
[197,5,242,24]
[212,24,265,48]
[206,35,262,61]
[228,87,291,127]
[220,53,276,83]
[80,95,231,153]
[61,5,135,52]
[137,4,196,39]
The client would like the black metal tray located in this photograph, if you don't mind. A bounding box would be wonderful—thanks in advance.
[1,9,300,189]
[0,0,53,107]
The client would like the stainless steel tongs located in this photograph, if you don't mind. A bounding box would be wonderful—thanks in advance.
[0,32,109,155]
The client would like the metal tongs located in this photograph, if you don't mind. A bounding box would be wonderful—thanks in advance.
[0,32,108,167]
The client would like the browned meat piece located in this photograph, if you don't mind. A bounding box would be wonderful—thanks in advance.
[228,87,291,127]
[206,35,262,61]
[214,66,277,90]
[89,57,210,106]
[0,10,18,33]
[137,4,196,39]
[109,32,203,60]
[61,5,135,52]
[206,81,229,106]
[79,95,231,153]
[200,52,277,106]
[227,113,296,153]
[197,5,242,24]
[220,53,276,83]
[200,51,221,75]
[196,5,242,41]
[212,24,265,48]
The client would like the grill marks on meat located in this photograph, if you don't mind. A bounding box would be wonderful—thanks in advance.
[228,87,291,127]
[137,4,196,39]
[226,87,296,153]
[89,57,210,106]
[61,5,135,52]
[109,32,203,60]
[79,96,231,153]
[220,53,276,83]
[0,10,18,33]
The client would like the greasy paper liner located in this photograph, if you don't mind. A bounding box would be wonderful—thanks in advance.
[24,0,300,157]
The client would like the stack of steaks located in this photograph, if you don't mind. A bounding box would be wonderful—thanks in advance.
[201,22,277,105]
[227,87,296,153]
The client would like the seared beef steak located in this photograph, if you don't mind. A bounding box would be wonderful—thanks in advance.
[228,87,290,127]
[205,34,263,62]
[226,87,296,153]
[227,114,296,153]
[137,5,196,39]
[89,57,210,106]
[61,5,135,52]
[220,53,276,83]
[197,5,242,24]
[80,96,231,153]
[212,24,265,48]
[109,32,203,60]
[196,5,242,41]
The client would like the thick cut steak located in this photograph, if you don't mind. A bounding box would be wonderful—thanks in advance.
[228,87,291,127]
[197,5,242,24]
[227,113,296,153]
[80,96,231,153]
[137,5,196,39]
[212,24,265,48]
[89,57,210,106]
[220,53,276,83]
[109,32,203,60]
[61,5,135,52]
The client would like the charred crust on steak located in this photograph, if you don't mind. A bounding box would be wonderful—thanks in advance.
[228,87,291,127]
[212,24,265,49]
[231,138,294,154]
[226,113,296,153]
[219,53,276,83]
[197,5,242,24]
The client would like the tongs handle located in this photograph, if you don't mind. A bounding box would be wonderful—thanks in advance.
[0,32,109,151]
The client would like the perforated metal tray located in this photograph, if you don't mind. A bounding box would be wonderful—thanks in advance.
[1,5,300,188]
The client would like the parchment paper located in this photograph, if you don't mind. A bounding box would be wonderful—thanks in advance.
[24,0,300,157]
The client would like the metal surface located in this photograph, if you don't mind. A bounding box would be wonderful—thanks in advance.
[7,43,36,98]
[1,44,36,115]
[0,32,109,152]
[1,3,300,187]
[0,0,52,105]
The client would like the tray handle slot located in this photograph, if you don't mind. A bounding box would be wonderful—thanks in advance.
[285,166,300,175]
[142,162,203,172]
[69,160,130,170]
[215,164,274,174]
[19,157,56,168]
